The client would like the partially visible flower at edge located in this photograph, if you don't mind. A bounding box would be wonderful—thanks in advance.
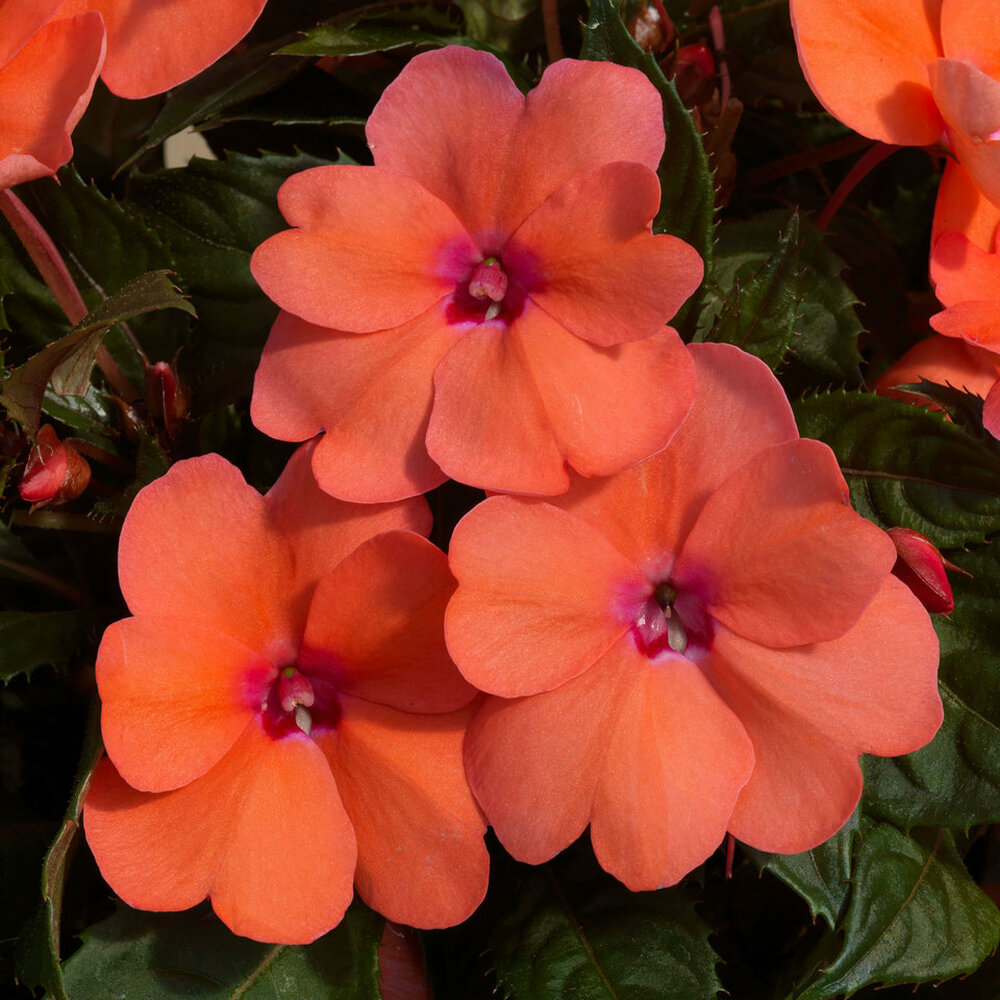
[0,0,105,190]
[790,0,1000,233]
[445,343,943,891]
[83,442,488,944]
[250,45,702,503]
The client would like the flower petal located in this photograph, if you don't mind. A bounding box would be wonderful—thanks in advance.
[464,647,631,865]
[446,497,642,697]
[302,531,475,713]
[366,47,664,238]
[550,343,799,568]
[930,300,1000,348]
[930,58,1000,209]
[706,576,941,853]
[674,439,897,648]
[874,333,1000,401]
[590,655,753,891]
[90,0,267,99]
[932,160,1000,249]
[251,309,456,503]
[253,165,475,334]
[84,724,357,944]
[511,311,696,479]
[426,320,567,494]
[512,162,703,346]
[319,698,488,929]
[0,11,105,189]
[264,439,432,628]
[789,0,944,144]
[941,0,1000,81]
[930,230,1000,305]
[96,616,265,792]
[0,0,67,65]
[118,454,295,657]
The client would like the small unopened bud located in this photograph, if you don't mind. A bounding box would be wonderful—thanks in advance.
[669,44,716,109]
[18,425,91,506]
[144,356,190,438]
[887,527,955,614]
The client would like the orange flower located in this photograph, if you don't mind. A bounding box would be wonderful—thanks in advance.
[250,46,702,502]
[791,0,1000,214]
[0,0,104,189]
[68,0,269,98]
[83,443,488,944]
[446,344,942,889]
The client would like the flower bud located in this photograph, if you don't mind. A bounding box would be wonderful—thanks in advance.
[18,424,91,506]
[144,357,190,439]
[669,44,717,110]
[887,527,955,614]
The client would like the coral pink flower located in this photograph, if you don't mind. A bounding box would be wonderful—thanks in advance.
[70,0,268,99]
[83,443,488,944]
[250,46,702,502]
[446,344,942,890]
[791,0,1000,214]
[0,0,105,189]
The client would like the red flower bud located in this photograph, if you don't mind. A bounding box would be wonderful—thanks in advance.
[144,358,190,438]
[887,527,955,614]
[668,44,717,111]
[19,424,91,506]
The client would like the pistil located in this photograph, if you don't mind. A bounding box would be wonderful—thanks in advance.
[467,257,508,320]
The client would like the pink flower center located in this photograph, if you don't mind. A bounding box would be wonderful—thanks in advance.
[260,665,340,739]
[630,580,713,660]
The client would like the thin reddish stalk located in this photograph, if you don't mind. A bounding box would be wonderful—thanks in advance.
[542,0,563,62]
[816,142,901,231]
[0,189,137,401]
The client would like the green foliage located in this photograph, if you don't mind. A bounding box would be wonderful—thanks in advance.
[0,611,90,684]
[127,151,337,404]
[704,211,800,368]
[744,810,858,930]
[0,271,194,433]
[580,0,714,332]
[705,209,863,381]
[863,545,1000,830]
[57,902,383,1000]
[490,850,720,1000]
[793,391,1000,549]
[796,823,1000,1000]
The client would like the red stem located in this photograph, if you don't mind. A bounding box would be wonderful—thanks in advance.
[816,142,901,231]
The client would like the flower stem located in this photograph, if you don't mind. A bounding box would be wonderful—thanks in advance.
[816,142,901,231]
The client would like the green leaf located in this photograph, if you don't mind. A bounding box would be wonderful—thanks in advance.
[18,705,102,1000]
[580,0,715,333]
[744,810,858,929]
[797,824,1000,1000]
[120,38,306,170]
[705,212,800,368]
[58,901,383,1000]
[128,151,338,403]
[490,858,720,999]
[0,270,195,433]
[280,22,467,56]
[792,391,1000,549]
[455,0,539,52]
[705,209,863,382]
[863,545,1000,829]
[0,610,89,683]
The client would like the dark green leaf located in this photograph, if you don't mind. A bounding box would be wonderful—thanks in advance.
[894,379,989,440]
[59,901,383,1000]
[1,271,195,433]
[455,0,539,52]
[279,22,467,56]
[792,391,1000,548]
[863,545,1000,829]
[490,861,720,999]
[705,209,863,381]
[121,38,306,170]
[128,151,339,404]
[580,0,714,333]
[705,212,800,368]
[797,824,1000,1000]
[744,809,858,929]
[0,610,89,683]
[19,706,102,1000]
